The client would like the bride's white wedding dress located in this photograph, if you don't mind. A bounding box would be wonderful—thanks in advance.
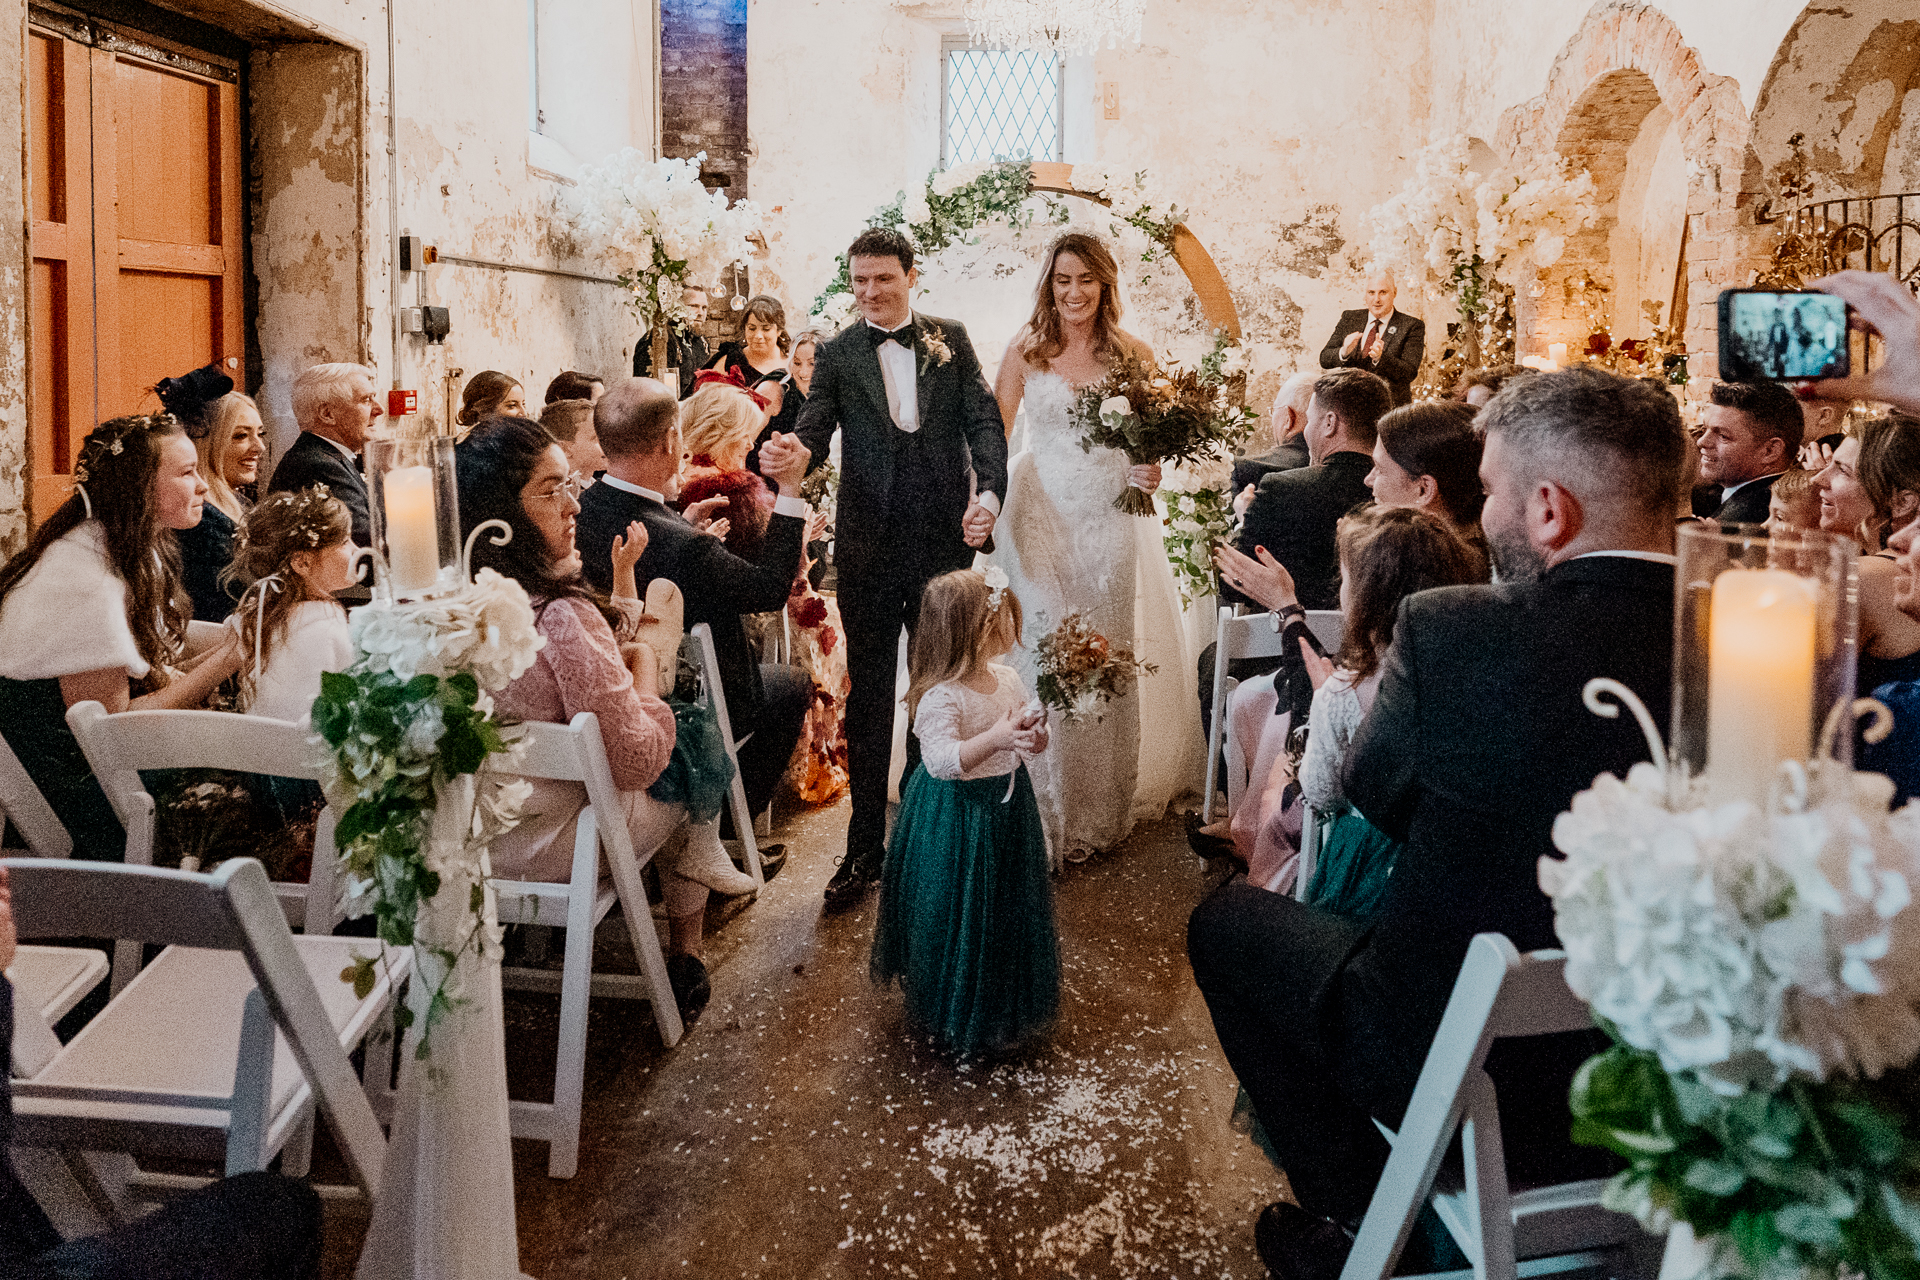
[985,370,1202,865]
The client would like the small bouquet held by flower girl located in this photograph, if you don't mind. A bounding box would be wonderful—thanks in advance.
[1073,351,1254,515]
[1032,612,1156,723]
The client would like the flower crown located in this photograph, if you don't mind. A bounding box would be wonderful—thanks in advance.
[71,414,177,487]
[241,485,343,557]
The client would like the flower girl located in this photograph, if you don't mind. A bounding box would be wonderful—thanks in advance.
[871,568,1059,1056]
[226,487,356,723]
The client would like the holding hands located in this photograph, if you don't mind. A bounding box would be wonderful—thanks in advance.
[756,431,812,493]
[962,499,997,549]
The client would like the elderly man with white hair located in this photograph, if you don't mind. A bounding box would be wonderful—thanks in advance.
[1319,268,1425,406]
[1231,370,1318,516]
[267,362,385,548]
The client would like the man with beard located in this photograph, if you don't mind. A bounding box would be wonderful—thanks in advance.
[1187,366,1683,1280]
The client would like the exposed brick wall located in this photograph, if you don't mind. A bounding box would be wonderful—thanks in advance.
[1497,2,1755,382]
[661,0,748,199]
[661,0,748,347]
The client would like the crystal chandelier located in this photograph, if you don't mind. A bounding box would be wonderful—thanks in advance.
[962,0,1146,56]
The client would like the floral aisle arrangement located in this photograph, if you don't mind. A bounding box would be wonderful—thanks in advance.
[313,568,542,1054]
[564,150,763,386]
[1556,272,1690,384]
[1033,612,1156,723]
[1072,335,1257,515]
[1366,135,1597,381]
[1542,695,1920,1280]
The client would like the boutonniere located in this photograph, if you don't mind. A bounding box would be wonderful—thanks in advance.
[920,323,952,375]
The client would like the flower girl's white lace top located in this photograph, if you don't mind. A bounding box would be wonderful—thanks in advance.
[915,663,1032,781]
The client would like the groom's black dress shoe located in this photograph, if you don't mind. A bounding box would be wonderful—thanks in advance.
[822,853,882,911]
[1255,1202,1354,1280]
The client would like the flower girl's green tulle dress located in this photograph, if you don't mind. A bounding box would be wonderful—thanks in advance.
[870,666,1059,1057]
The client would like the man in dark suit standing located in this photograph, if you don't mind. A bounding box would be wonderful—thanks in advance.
[267,362,384,549]
[632,284,713,400]
[1319,269,1426,407]
[1189,367,1685,1280]
[575,378,812,854]
[1229,370,1316,505]
[1698,379,1804,524]
[795,227,1009,909]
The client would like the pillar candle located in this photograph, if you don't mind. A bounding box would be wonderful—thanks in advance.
[383,464,440,594]
[1548,342,1568,369]
[1707,568,1816,807]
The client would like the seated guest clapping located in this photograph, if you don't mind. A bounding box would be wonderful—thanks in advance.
[1190,367,1684,1280]
[0,417,243,861]
[679,378,778,558]
[576,379,813,859]
[226,488,357,724]
[456,416,751,1017]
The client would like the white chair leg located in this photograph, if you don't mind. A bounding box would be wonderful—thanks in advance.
[1461,1067,1513,1280]
[281,1103,315,1178]
[545,879,601,1179]
[603,843,685,1049]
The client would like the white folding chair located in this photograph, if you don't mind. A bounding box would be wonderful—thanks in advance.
[65,702,345,991]
[690,622,766,886]
[495,712,686,1179]
[3,857,397,1222]
[1339,934,1644,1280]
[0,733,72,858]
[7,944,111,1073]
[1205,606,1346,824]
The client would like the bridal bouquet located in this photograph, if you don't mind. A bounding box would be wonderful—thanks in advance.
[1543,738,1920,1280]
[1033,612,1156,723]
[1073,351,1256,515]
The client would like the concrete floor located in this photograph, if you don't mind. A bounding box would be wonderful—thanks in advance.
[328,796,1286,1278]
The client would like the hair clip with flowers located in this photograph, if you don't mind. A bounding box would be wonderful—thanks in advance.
[71,414,176,519]
[983,565,1010,611]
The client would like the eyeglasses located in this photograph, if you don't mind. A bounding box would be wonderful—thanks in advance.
[531,472,584,504]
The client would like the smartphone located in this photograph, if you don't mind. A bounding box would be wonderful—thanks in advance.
[1717,288,1850,381]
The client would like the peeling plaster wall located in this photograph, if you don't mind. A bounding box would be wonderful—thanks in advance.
[748,0,1434,409]
[1,0,657,523]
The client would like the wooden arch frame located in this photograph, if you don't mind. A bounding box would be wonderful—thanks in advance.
[1028,162,1241,341]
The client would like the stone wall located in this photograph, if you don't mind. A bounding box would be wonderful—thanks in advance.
[661,0,749,199]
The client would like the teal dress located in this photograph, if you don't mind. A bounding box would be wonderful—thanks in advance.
[870,668,1058,1056]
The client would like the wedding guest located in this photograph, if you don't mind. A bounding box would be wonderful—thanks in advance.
[1813,414,1920,693]
[710,294,790,394]
[577,379,812,869]
[540,398,606,483]
[226,489,355,724]
[1191,367,1682,1280]
[1698,380,1803,524]
[680,380,776,559]
[0,864,325,1277]
[1862,514,1920,802]
[0,417,244,860]
[458,415,752,1016]
[750,328,823,475]
[456,371,526,430]
[1198,368,1388,748]
[1230,371,1316,513]
[1366,401,1489,575]
[544,370,604,405]
[634,284,713,399]
[1318,269,1425,407]
[158,363,256,621]
[871,568,1056,1057]
[1453,364,1529,409]
[268,363,384,550]
[1767,467,1820,533]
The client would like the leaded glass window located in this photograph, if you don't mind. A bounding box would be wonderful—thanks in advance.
[941,40,1064,167]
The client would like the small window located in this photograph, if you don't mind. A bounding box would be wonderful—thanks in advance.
[941,39,1063,167]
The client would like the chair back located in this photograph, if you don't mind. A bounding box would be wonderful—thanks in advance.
[1305,610,1345,655]
[688,623,765,885]
[0,734,71,858]
[1207,606,1332,824]
[1,856,387,1196]
[64,702,342,937]
[1340,935,1634,1280]
[506,714,638,868]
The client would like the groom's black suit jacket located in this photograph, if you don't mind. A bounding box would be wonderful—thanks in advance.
[793,313,1008,586]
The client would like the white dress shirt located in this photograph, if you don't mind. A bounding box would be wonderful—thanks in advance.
[598,471,807,520]
[867,319,920,433]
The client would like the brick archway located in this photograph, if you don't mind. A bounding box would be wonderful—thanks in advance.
[1497,2,1748,374]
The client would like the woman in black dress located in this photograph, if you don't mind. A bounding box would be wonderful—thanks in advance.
[158,365,265,622]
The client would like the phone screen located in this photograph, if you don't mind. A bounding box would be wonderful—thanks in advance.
[1720,290,1849,380]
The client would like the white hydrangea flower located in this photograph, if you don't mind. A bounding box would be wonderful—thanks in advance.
[903,187,933,229]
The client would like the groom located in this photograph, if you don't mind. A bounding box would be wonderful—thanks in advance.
[796,227,1009,909]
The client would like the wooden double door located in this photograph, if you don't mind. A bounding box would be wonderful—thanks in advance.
[27,17,244,521]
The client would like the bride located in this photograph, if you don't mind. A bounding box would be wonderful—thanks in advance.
[986,231,1201,866]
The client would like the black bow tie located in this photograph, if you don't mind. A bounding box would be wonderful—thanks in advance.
[868,323,915,349]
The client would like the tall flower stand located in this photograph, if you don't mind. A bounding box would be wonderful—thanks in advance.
[355,777,523,1280]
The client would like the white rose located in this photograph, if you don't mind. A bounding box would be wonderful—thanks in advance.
[1099,395,1134,421]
